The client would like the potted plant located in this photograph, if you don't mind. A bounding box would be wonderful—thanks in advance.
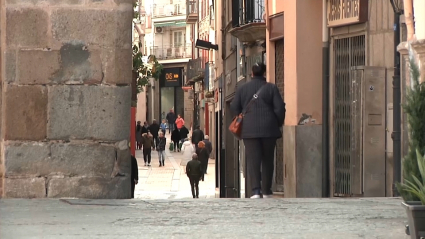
[397,46,425,239]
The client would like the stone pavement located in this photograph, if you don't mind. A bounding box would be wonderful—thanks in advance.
[0,197,409,239]
[134,134,216,200]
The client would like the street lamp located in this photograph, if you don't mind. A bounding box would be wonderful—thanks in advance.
[389,0,404,196]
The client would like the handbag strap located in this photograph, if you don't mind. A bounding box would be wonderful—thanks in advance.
[241,82,267,116]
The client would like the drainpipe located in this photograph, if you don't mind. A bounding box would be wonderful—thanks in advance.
[414,0,425,40]
[391,5,402,196]
[403,0,414,40]
[321,0,330,198]
[219,0,226,198]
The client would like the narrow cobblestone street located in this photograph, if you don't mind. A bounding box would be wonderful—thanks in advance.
[134,134,217,200]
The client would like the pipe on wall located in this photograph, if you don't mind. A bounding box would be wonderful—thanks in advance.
[403,0,415,40]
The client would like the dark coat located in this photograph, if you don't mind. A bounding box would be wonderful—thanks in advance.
[186,159,202,178]
[131,155,139,181]
[142,126,149,135]
[166,112,177,123]
[157,137,166,151]
[148,123,160,137]
[179,126,189,139]
[141,134,154,149]
[230,76,285,139]
[196,147,209,173]
[171,129,181,142]
[203,139,212,154]
[192,129,204,145]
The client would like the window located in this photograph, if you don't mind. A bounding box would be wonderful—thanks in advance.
[173,31,183,47]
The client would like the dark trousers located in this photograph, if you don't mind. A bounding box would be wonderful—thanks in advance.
[131,180,135,198]
[173,141,179,151]
[189,176,200,198]
[143,148,152,164]
[243,138,277,195]
[168,123,175,133]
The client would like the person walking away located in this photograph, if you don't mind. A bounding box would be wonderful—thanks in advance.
[160,119,167,135]
[179,125,190,149]
[171,128,181,152]
[136,121,143,150]
[141,133,154,166]
[175,114,185,130]
[148,119,160,150]
[230,62,285,199]
[131,155,139,198]
[186,153,202,198]
[203,135,213,158]
[157,132,167,167]
[166,109,177,134]
[196,141,209,181]
[181,137,195,165]
[191,125,204,150]
[142,121,149,135]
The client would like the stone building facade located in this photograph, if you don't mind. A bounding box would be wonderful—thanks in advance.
[0,1,133,198]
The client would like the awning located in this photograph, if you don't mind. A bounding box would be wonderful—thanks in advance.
[154,21,187,27]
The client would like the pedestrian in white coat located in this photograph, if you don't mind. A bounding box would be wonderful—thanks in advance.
[181,138,195,166]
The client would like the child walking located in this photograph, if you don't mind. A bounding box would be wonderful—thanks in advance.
[160,119,167,135]
[157,132,167,167]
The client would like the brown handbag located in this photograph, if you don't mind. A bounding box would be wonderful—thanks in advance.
[229,83,267,139]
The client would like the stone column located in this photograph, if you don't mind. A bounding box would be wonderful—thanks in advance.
[0,1,133,198]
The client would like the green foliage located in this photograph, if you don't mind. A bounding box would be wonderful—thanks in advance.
[132,44,163,94]
[397,58,425,202]
[398,149,425,205]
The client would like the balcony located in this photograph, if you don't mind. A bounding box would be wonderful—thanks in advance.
[150,44,192,60]
[186,58,204,84]
[186,0,198,24]
[229,0,266,43]
[152,1,186,19]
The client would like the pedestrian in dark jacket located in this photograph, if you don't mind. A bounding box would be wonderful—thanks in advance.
[191,125,204,150]
[203,135,213,157]
[186,153,202,198]
[136,121,143,150]
[157,132,167,167]
[230,62,285,199]
[142,121,149,135]
[179,125,190,145]
[148,120,160,149]
[131,155,139,198]
[141,133,154,166]
[171,128,181,152]
[166,109,177,133]
[196,141,209,181]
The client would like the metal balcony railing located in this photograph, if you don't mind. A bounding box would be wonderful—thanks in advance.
[152,1,186,18]
[150,44,192,60]
[238,0,265,26]
[186,0,198,15]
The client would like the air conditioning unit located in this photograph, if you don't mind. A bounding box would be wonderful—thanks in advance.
[155,27,163,33]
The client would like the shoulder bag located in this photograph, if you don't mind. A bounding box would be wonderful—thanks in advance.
[229,83,267,140]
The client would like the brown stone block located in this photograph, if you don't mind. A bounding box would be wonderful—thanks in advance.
[4,178,46,198]
[7,0,82,4]
[5,85,47,140]
[6,8,48,48]
[17,50,61,85]
[51,8,132,49]
[47,176,130,199]
[101,48,132,85]
[6,50,16,83]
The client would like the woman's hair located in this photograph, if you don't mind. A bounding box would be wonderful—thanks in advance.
[252,62,266,76]
[198,141,205,148]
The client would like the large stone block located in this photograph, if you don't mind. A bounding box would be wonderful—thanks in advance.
[47,176,130,199]
[111,140,131,177]
[7,0,83,4]
[51,8,132,48]
[4,178,46,198]
[101,48,132,85]
[5,85,47,140]
[4,143,116,178]
[6,8,48,48]
[17,50,61,85]
[6,50,16,83]
[47,85,131,141]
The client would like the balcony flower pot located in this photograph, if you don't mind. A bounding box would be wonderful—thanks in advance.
[402,201,425,238]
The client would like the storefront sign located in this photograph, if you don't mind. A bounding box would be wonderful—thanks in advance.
[327,0,368,27]
[160,67,182,87]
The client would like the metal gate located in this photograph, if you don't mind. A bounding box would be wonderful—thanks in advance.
[333,35,366,196]
[274,39,284,192]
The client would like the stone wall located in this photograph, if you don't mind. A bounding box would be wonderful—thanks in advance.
[0,0,133,198]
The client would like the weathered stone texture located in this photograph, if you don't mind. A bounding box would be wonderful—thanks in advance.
[6,8,48,48]
[47,85,131,141]
[4,178,46,198]
[48,176,130,199]
[17,50,61,84]
[111,140,131,177]
[7,0,83,4]
[5,85,47,140]
[51,9,132,48]
[5,50,16,83]
[101,48,132,85]
[4,143,116,178]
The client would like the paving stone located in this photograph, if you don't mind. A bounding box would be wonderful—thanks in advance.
[4,178,46,198]
[5,85,47,140]
[47,176,130,199]
[47,85,131,141]
[6,7,48,48]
